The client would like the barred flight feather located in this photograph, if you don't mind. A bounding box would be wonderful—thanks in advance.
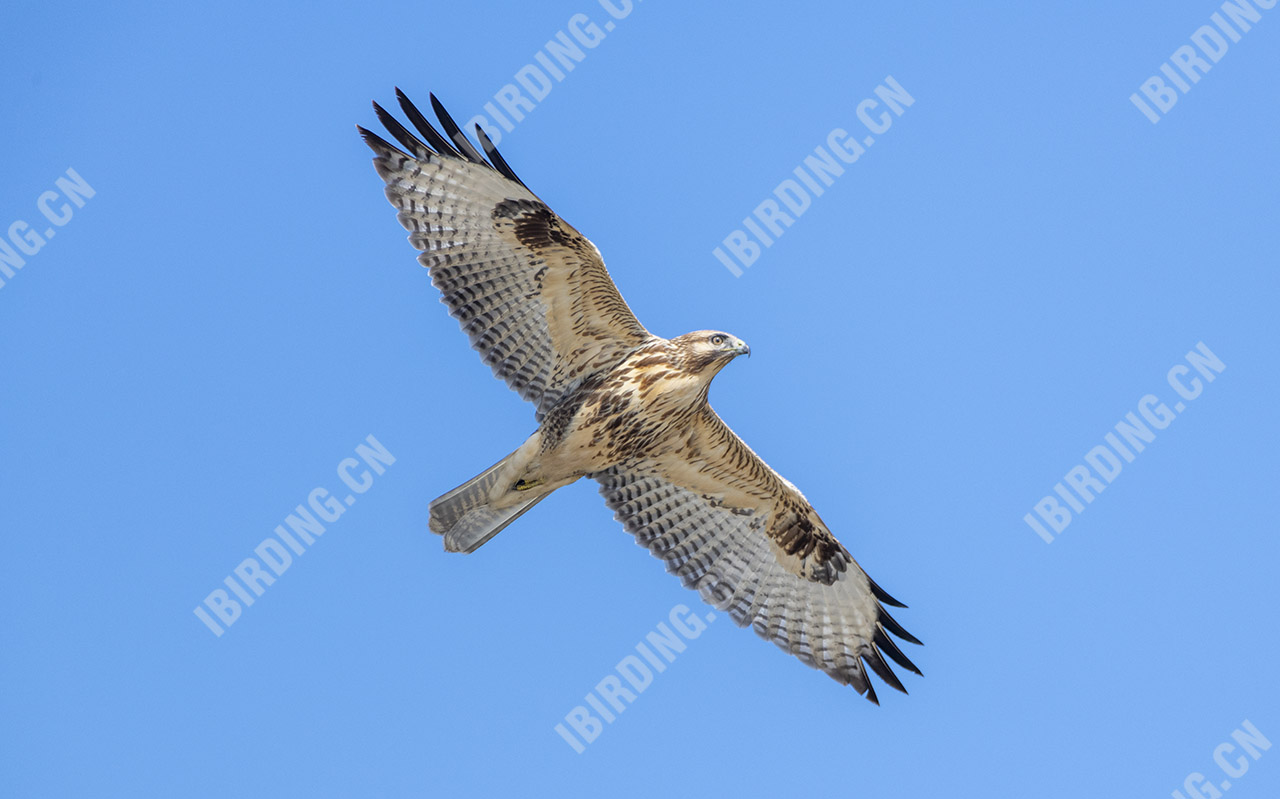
[361,90,921,702]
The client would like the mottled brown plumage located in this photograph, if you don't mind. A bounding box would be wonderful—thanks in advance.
[359,91,921,701]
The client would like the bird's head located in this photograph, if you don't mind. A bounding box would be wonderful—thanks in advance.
[674,330,751,376]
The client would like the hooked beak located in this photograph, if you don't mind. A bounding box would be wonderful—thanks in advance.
[733,338,751,358]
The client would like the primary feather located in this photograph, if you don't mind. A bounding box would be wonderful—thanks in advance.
[360,91,921,701]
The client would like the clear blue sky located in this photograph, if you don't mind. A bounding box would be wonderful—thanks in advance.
[3,1,1277,796]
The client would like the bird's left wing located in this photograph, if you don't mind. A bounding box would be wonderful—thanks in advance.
[594,406,921,702]
[359,91,653,420]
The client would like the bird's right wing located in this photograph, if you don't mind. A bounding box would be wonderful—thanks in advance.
[595,406,921,702]
[359,91,653,419]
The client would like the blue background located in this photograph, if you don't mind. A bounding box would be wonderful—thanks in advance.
[3,1,1277,796]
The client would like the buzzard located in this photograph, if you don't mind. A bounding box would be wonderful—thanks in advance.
[358,91,921,702]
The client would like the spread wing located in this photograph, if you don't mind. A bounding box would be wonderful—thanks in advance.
[359,90,653,420]
[595,406,921,702]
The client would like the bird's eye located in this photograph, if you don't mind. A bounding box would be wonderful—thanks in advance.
[710,335,725,346]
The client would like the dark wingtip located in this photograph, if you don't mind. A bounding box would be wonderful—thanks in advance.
[396,88,459,158]
[848,659,880,705]
[861,678,880,705]
[394,87,415,112]
[372,100,431,158]
[356,124,404,156]
[874,625,923,676]
[377,88,532,192]
[868,575,908,608]
[879,607,923,646]
[863,649,908,695]
[428,92,488,165]
[474,123,530,190]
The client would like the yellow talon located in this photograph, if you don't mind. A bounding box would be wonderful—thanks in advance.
[514,478,542,492]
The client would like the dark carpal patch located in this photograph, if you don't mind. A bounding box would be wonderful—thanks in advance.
[768,502,852,585]
[494,199,585,253]
[366,92,920,702]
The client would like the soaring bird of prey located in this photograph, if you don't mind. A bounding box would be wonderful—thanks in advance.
[358,91,921,702]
